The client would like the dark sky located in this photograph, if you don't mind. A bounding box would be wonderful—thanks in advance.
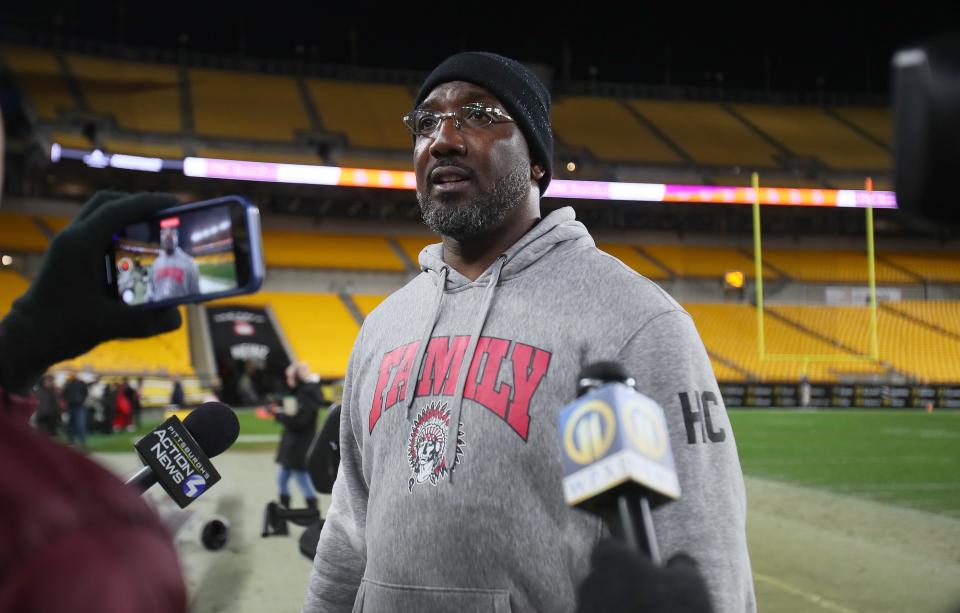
[1,2,954,95]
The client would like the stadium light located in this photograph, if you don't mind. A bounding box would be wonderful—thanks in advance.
[1,255,12,266]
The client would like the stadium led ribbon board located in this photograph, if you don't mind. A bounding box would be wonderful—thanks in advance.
[51,144,897,209]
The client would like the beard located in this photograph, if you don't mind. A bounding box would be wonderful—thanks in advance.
[417,162,529,241]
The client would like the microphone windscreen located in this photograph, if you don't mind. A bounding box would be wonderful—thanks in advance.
[577,362,632,397]
[183,401,240,458]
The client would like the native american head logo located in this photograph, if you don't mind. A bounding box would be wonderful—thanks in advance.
[407,401,464,491]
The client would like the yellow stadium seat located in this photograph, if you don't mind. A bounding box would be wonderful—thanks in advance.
[685,303,885,382]
[307,80,414,150]
[828,107,892,146]
[732,104,890,170]
[54,307,193,375]
[552,96,681,164]
[881,252,960,282]
[0,213,52,251]
[261,230,405,271]
[353,294,388,318]
[630,100,777,167]
[641,245,777,279]
[597,243,669,279]
[51,132,92,150]
[394,235,438,267]
[0,45,75,120]
[883,301,960,337]
[771,305,960,383]
[190,69,310,141]
[762,249,918,283]
[214,292,359,378]
[0,271,29,315]
[68,55,181,133]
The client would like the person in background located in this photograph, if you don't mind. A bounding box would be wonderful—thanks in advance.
[170,376,185,408]
[273,361,324,510]
[130,377,144,429]
[62,372,88,448]
[100,380,116,434]
[32,374,61,437]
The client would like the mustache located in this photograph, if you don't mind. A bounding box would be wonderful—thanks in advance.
[428,158,474,179]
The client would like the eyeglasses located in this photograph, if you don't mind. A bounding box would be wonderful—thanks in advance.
[402,103,514,137]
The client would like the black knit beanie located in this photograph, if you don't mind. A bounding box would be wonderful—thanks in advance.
[415,51,553,195]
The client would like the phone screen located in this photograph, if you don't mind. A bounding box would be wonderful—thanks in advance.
[114,203,240,306]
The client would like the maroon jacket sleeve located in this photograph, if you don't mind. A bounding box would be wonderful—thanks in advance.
[0,387,187,613]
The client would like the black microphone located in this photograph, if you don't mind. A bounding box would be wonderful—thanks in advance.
[127,401,240,508]
[558,362,680,564]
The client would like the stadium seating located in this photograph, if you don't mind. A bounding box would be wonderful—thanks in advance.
[770,305,960,383]
[190,68,311,141]
[761,249,919,283]
[306,79,414,150]
[882,301,960,338]
[51,132,92,149]
[685,303,886,382]
[880,252,960,283]
[828,107,892,146]
[596,243,670,279]
[261,230,405,270]
[352,294,388,318]
[54,307,193,375]
[731,104,890,170]
[629,100,777,167]
[0,271,29,314]
[216,292,359,378]
[68,54,181,133]
[0,45,75,121]
[395,235,438,268]
[0,212,51,251]
[552,96,681,163]
[640,244,776,279]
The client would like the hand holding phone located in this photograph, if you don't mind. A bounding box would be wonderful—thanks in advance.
[0,192,184,394]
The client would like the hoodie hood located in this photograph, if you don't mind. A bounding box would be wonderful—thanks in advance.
[403,206,592,477]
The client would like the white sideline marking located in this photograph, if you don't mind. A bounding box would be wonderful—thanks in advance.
[754,573,858,613]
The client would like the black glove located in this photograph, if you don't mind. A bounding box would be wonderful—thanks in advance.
[576,540,713,613]
[0,191,183,394]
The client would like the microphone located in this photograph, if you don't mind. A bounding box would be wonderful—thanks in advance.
[126,401,240,508]
[558,362,680,564]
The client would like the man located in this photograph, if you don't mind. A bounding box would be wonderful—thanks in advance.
[62,371,89,448]
[150,225,200,301]
[32,374,60,437]
[305,52,754,612]
[273,361,324,510]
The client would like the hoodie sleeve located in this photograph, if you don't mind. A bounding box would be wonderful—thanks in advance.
[616,309,756,613]
[303,328,369,613]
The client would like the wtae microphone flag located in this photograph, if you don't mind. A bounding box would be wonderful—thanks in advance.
[559,382,680,509]
[134,415,222,508]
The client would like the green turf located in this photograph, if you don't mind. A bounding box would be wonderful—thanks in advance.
[198,262,236,281]
[81,409,293,453]
[729,409,960,518]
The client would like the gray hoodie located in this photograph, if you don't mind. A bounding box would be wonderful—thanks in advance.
[304,207,755,613]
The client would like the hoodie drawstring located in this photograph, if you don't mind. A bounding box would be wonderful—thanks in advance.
[404,267,449,419]
[443,255,506,483]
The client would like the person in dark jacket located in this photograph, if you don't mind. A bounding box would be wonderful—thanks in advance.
[62,373,89,448]
[170,377,185,408]
[274,361,324,509]
[33,374,60,437]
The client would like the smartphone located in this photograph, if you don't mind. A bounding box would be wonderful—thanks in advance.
[106,195,264,308]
